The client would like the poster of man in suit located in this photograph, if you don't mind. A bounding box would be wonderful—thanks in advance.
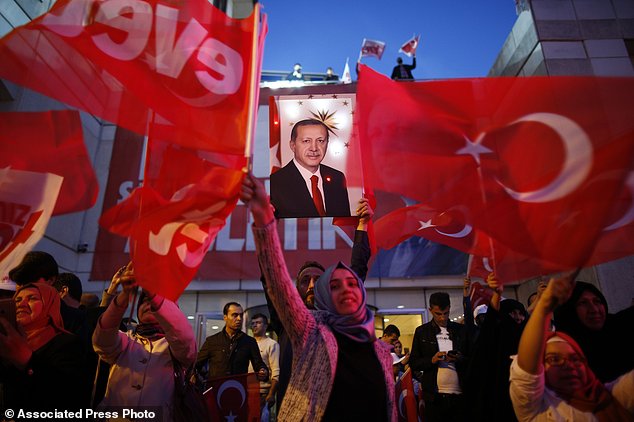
[269,94,361,219]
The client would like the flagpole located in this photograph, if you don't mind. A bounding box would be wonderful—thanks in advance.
[127,109,154,320]
[243,2,262,173]
[474,164,498,274]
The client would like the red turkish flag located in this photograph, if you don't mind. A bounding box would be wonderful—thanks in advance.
[467,254,494,280]
[205,373,260,422]
[395,369,418,422]
[356,64,634,281]
[374,204,479,253]
[0,110,97,215]
[0,0,265,154]
[469,281,493,310]
[587,171,634,265]
[99,139,245,301]
[398,35,420,57]
[469,233,574,283]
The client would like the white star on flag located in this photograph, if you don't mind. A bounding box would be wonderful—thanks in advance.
[456,134,493,165]
[418,220,437,230]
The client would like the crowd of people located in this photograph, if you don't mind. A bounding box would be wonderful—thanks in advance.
[0,172,633,422]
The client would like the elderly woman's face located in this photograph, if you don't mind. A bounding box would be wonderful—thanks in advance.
[14,287,44,327]
[544,340,588,395]
[329,268,362,315]
[575,290,606,331]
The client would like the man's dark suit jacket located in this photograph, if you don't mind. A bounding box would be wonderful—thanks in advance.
[270,161,350,218]
[391,57,417,80]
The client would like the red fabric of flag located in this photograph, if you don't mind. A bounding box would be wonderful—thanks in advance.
[0,0,261,154]
[469,281,493,310]
[99,139,245,301]
[0,169,63,278]
[205,373,260,422]
[0,110,97,215]
[398,35,420,57]
[467,254,494,280]
[395,369,418,422]
[374,204,482,253]
[360,38,386,59]
[587,171,634,266]
[356,64,634,281]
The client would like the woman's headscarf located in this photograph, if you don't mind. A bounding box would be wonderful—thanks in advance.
[551,282,631,382]
[554,282,608,335]
[314,261,375,343]
[134,290,165,340]
[545,331,633,422]
[14,282,67,350]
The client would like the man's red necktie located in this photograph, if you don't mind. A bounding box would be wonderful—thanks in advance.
[310,175,326,216]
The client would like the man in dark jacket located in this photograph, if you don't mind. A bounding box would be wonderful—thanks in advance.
[391,56,416,80]
[196,302,268,386]
[410,292,468,422]
[270,119,350,218]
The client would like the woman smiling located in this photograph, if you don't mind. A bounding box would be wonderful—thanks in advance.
[241,173,395,422]
[510,275,634,422]
[0,282,87,411]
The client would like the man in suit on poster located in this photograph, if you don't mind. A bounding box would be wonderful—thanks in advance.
[270,119,350,218]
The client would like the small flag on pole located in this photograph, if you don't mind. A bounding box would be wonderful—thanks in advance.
[360,38,386,60]
[399,35,420,57]
[342,58,352,84]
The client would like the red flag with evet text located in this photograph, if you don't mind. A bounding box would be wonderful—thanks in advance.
[395,369,418,422]
[99,139,245,301]
[205,373,260,422]
[0,0,262,154]
[355,64,634,282]
[0,110,98,216]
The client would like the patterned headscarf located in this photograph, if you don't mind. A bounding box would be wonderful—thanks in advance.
[545,331,633,422]
[314,261,375,343]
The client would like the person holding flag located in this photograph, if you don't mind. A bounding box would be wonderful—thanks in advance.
[241,172,396,422]
[92,263,197,421]
[391,34,419,81]
[391,56,416,81]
